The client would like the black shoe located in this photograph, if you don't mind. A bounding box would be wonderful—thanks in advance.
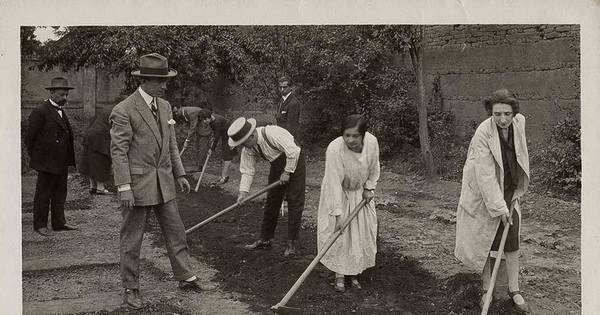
[54,225,78,231]
[123,288,143,309]
[216,176,229,185]
[283,240,299,258]
[244,239,272,251]
[34,227,54,236]
[179,278,218,292]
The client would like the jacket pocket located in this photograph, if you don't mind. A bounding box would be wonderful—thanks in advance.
[130,167,145,175]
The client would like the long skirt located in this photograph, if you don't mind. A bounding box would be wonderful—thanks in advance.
[79,145,111,182]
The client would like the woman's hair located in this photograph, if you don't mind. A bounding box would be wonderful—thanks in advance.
[341,114,368,136]
[483,89,520,115]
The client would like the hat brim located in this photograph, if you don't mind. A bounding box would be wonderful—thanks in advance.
[228,118,257,148]
[131,69,178,78]
[45,86,74,90]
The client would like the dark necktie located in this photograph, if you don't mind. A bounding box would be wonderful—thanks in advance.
[255,144,268,161]
[150,98,158,122]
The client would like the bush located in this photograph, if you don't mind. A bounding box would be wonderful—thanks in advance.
[533,115,581,198]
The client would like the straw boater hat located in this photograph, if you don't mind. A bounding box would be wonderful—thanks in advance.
[228,117,257,147]
[131,53,178,78]
[45,77,74,90]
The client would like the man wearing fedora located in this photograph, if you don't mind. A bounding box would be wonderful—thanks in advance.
[25,77,78,236]
[110,53,216,309]
[227,117,306,258]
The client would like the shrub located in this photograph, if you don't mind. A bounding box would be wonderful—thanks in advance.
[533,115,581,198]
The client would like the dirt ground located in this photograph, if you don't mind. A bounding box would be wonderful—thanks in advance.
[21,153,580,314]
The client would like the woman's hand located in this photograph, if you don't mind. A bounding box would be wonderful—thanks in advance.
[334,215,344,233]
[362,189,375,202]
[501,213,513,226]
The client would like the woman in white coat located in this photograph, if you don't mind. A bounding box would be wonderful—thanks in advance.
[454,89,531,313]
[317,114,380,293]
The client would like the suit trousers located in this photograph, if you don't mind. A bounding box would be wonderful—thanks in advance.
[33,171,67,230]
[261,152,306,241]
[120,199,194,289]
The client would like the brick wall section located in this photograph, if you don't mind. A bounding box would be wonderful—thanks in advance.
[420,24,580,141]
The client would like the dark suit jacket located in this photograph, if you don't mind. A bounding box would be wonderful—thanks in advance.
[25,100,75,174]
[276,91,302,142]
[110,90,186,206]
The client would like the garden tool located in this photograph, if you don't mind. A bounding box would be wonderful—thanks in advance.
[271,199,369,314]
[185,180,282,235]
[481,208,514,315]
[194,148,212,192]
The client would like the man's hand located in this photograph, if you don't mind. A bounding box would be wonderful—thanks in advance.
[119,190,135,210]
[237,191,249,204]
[177,177,191,194]
[279,172,291,185]
[183,139,191,149]
[362,189,375,202]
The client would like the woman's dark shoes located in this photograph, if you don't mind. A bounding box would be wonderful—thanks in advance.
[244,239,272,251]
[123,288,143,309]
[509,291,531,313]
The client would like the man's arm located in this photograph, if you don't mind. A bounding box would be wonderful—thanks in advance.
[25,107,44,156]
[109,105,133,189]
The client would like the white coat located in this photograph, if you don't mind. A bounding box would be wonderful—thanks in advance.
[454,113,530,271]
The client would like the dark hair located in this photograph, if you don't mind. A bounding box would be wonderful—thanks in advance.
[483,89,520,115]
[342,114,368,136]
[198,108,212,120]
[279,76,292,85]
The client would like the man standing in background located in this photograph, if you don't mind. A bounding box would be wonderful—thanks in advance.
[25,77,78,236]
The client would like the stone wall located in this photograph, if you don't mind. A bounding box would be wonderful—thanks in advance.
[421,24,580,141]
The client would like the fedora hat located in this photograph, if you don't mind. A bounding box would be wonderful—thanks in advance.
[131,53,178,78]
[228,117,257,147]
[45,77,74,90]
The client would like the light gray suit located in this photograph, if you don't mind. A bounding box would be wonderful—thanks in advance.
[110,90,194,289]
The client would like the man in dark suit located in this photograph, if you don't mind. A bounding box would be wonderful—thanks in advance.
[110,53,215,309]
[276,76,302,143]
[25,77,78,237]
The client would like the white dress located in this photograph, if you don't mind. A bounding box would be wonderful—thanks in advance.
[317,132,380,275]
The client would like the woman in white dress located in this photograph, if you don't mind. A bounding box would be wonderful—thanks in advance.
[317,114,380,293]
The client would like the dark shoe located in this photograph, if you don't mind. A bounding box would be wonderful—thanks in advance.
[215,176,229,185]
[54,225,78,231]
[123,288,143,309]
[35,227,54,236]
[179,278,218,292]
[244,239,272,251]
[283,240,299,258]
[89,188,97,195]
[95,188,113,195]
[509,291,531,313]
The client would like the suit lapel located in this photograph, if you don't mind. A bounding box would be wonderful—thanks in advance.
[134,92,162,148]
[278,93,291,113]
[157,98,170,158]
[45,101,68,131]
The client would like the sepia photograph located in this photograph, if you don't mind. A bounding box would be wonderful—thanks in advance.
[18,23,581,315]
[3,1,599,314]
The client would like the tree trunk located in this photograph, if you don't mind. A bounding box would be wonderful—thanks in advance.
[410,27,436,180]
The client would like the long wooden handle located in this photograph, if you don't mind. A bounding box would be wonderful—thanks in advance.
[179,147,186,157]
[273,199,369,310]
[185,181,282,235]
[194,149,212,192]
[481,211,513,315]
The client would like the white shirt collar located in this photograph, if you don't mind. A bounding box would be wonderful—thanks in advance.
[48,98,61,108]
[282,91,292,102]
[138,86,154,107]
